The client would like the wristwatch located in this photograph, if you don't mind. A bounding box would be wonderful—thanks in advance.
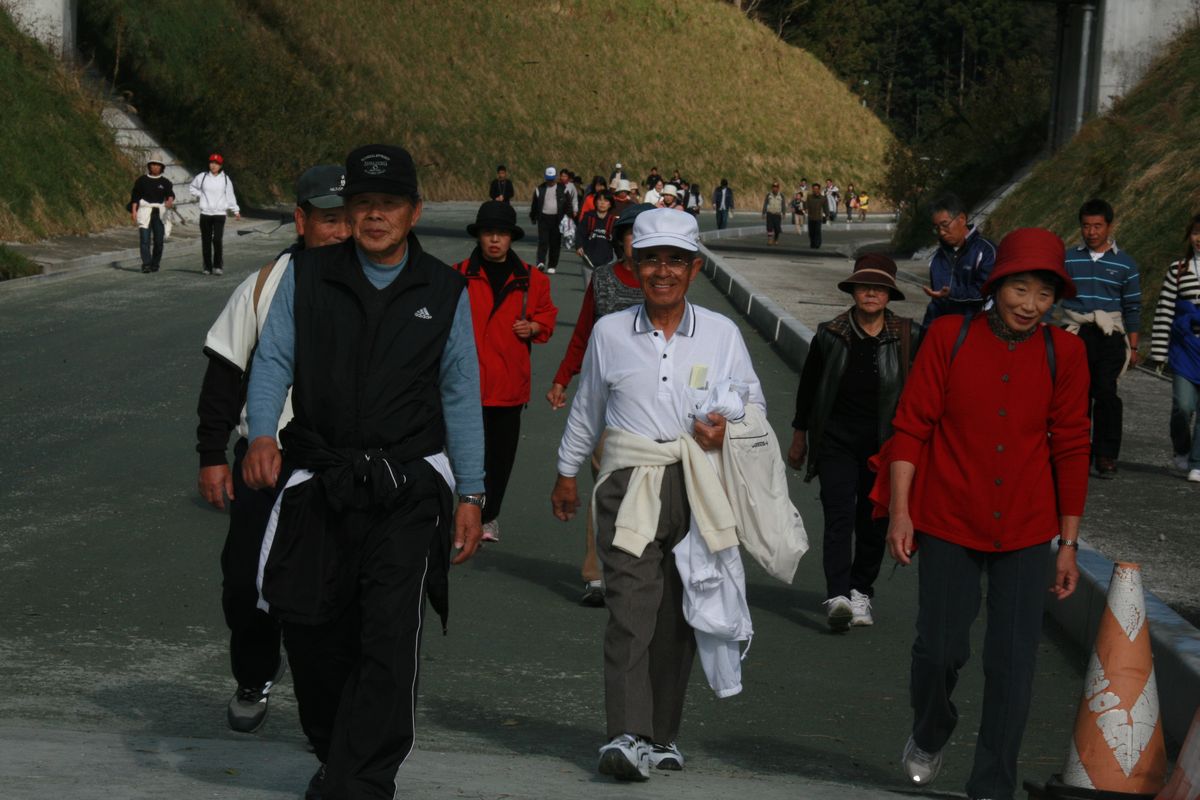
[458,493,486,509]
[1057,537,1079,549]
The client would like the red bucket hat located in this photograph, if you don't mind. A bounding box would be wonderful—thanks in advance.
[981,227,1076,299]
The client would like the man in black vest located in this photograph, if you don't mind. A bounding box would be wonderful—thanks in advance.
[243,144,486,799]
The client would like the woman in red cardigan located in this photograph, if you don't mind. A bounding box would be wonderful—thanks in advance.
[880,228,1090,800]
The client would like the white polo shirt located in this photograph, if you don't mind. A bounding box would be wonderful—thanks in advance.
[556,301,765,477]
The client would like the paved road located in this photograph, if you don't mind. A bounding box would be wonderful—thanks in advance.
[0,205,1085,798]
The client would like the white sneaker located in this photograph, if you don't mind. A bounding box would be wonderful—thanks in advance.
[1172,454,1189,472]
[849,589,874,626]
[546,266,557,274]
[1188,469,1200,483]
[649,741,684,771]
[598,734,650,781]
[823,595,852,632]
[481,520,500,542]
[902,735,943,786]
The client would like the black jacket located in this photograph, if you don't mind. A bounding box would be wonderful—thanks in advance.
[792,308,921,481]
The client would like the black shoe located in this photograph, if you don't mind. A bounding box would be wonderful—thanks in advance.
[141,265,151,274]
[227,658,287,733]
[304,764,326,800]
[150,265,160,272]
[1093,456,1118,479]
[579,581,605,607]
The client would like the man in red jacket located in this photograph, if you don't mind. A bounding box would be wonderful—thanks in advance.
[455,201,558,541]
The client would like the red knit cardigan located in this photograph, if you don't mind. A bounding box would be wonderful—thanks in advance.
[871,314,1091,552]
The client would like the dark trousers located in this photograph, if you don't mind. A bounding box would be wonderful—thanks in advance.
[1076,324,1127,460]
[910,534,1050,800]
[281,483,440,800]
[138,211,165,268]
[715,209,728,229]
[595,464,695,744]
[537,213,563,270]
[1171,373,1200,468]
[199,214,227,270]
[221,438,283,688]
[815,427,886,600]
[765,212,782,241]
[482,404,523,524]
[808,219,822,249]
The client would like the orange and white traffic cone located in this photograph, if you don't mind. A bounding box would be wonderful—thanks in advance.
[1157,707,1200,800]
[1057,563,1167,796]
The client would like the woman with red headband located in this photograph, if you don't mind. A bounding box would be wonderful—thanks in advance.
[878,227,1091,800]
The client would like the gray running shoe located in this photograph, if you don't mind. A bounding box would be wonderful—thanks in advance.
[823,595,852,632]
[902,734,943,786]
[649,741,684,770]
[227,659,287,733]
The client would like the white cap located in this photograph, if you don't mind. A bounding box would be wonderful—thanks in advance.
[544,166,557,180]
[613,178,632,193]
[615,162,623,169]
[631,207,700,252]
[661,184,678,197]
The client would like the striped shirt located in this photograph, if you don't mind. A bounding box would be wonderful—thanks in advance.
[1061,243,1141,330]
[1151,257,1200,362]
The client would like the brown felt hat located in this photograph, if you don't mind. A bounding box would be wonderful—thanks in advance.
[837,253,905,301]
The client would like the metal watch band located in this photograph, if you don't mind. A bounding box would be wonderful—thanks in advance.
[458,494,486,508]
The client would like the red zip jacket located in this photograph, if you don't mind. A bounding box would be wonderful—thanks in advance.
[873,313,1090,552]
[454,250,557,407]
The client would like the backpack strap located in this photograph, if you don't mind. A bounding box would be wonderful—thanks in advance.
[950,312,975,364]
[1043,324,1056,385]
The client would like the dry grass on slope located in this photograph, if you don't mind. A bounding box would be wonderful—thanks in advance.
[80,0,893,209]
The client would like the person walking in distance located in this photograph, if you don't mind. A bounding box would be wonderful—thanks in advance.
[788,255,920,632]
[923,193,997,327]
[547,202,653,607]
[551,208,765,781]
[791,190,806,236]
[1059,198,1142,479]
[489,165,515,204]
[454,201,558,543]
[196,164,350,735]
[1150,214,1200,483]
[825,178,840,223]
[880,228,1088,800]
[805,184,826,249]
[531,166,568,274]
[129,154,175,273]
[243,144,486,799]
[190,153,241,276]
[712,179,734,230]
[577,190,617,287]
[762,181,786,245]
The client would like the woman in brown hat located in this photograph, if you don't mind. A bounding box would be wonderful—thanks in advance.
[787,253,920,631]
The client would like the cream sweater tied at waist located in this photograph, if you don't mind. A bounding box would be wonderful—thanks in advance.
[594,427,738,558]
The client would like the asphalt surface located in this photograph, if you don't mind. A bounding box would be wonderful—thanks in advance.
[0,205,1092,799]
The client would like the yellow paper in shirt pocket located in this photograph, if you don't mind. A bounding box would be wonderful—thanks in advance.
[688,364,708,390]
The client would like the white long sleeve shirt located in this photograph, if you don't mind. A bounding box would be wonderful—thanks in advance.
[189,170,240,216]
[556,301,765,476]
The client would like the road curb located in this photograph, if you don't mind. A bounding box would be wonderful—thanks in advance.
[696,230,1200,746]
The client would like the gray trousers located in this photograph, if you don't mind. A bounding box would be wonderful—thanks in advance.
[595,463,695,744]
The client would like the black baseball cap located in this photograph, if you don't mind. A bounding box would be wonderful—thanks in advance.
[341,144,419,199]
[295,164,345,208]
[613,202,656,235]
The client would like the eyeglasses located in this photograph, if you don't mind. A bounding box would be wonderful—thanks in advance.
[637,255,692,271]
[932,217,962,233]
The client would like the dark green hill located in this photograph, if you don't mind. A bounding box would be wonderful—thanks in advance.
[986,24,1200,337]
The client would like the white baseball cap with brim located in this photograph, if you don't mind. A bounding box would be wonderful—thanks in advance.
[631,207,700,252]
[661,184,679,197]
[544,166,557,180]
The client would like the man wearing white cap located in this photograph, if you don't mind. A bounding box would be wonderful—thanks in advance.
[551,208,765,782]
[530,166,569,274]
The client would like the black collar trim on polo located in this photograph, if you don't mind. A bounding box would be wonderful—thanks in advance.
[633,301,696,337]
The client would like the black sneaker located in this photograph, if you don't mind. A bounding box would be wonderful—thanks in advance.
[304,764,326,800]
[579,580,605,608]
[227,659,287,733]
[141,265,151,274]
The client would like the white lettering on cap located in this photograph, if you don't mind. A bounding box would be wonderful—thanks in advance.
[362,154,391,176]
